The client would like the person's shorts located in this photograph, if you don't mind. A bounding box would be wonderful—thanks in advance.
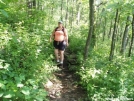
[53,40,66,50]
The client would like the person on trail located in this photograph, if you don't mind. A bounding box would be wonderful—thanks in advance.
[50,21,69,65]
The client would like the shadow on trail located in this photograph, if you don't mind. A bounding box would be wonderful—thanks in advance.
[46,49,89,101]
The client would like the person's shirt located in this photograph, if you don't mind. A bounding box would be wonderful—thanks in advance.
[54,28,65,41]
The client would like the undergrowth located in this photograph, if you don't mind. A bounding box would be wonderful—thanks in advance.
[0,23,54,101]
[69,28,134,101]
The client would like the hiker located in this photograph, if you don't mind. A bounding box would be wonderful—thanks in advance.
[50,21,68,65]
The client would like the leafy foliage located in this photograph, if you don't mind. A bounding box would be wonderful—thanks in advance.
[0,0,134,101]
[0,22,52,100]
[71,31,134,100]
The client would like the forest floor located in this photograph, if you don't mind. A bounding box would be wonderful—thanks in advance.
[45,49,88,101]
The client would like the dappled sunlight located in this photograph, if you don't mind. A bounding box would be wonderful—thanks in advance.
[45,49,87,101]
[0,0,134,100]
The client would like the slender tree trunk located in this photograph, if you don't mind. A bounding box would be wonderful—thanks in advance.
[97,8,104,35]
[76,2,81,25]
[61,0,63,20]
[126,35,130,48]
[108,21,113,38]
[27,0,32,15]
[91,4,96,48]
[33,0,36,8]
[70,0,74,31]
[119,24,124,39]
[37,0,40,10]
[65,0,69,28]
[120,16,131,54]
[128,14,134,57]
[27,0,37,15]
[98,16,102,34]
[27,0,32,9]
[116,13,120,42]
[84,0,94,60]
[109,9,119,61]
[103,17,106,41]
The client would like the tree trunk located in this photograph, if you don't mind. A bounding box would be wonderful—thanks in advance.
[27,0,36,15]
[109,9,119,61]
[128,14,134,57]
[119,24,124,40]
[61,0,63,20]
[120,16,131,54]
[97,16,102,35]
[70,0,74,31]
[116,13,120,42]
[33,0,36,8]
[103,17,107,41]
[27,0,32,9]
[65,0,69,28]
[76,2,81,25]
[108,21,113,38]
[84,0,94,60]
[37,0,40,10]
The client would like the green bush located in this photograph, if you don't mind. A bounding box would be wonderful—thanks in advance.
[0,23,52,101]
[67,24,134,100]
[78,44,134,101]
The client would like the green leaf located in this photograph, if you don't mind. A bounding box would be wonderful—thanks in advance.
[3,91,15,98]
[0,64,4,69]
[0,0,5,4]
[25,95,32,99]
[15,76,22,83]
[19,74,25,81]
[0,9,8,17]
[21,87,30,95]
[35,96,44,101]
[0,80,5,89]
[17,83,24,88]
[0,92,3,97]
[3,94,12,98]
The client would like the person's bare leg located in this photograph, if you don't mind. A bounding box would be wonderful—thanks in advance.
[54,49,59,62]
[59,50,64,64]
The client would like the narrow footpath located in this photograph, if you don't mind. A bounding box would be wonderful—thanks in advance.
[45,49,88,101]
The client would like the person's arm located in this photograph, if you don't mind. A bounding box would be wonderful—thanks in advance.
[64,28,69,46]
[50,30,55,42]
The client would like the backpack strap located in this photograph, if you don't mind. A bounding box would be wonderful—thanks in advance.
[55,27,59,32]
[62,27,65,34]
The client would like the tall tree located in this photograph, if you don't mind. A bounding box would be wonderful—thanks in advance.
[76,2,81,25]
[65,0,69,27]
[120,16,131,54]
[108,21,113,38]
[102,16,107,41]
[109,8,119,61]
[84,0,95,60]
[33,0,36,8]
[61,0,63,20]
[128,14,134,57]
[70,0,75,30]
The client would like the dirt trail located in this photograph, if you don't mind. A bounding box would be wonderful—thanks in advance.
[45,50,88,101]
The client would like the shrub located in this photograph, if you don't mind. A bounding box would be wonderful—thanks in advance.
[0,23,52,101]
[78,46,134,101]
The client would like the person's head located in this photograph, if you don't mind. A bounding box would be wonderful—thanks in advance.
[58,21,63,27]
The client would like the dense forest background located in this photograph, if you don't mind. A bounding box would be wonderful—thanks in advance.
[0,0,134,101]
